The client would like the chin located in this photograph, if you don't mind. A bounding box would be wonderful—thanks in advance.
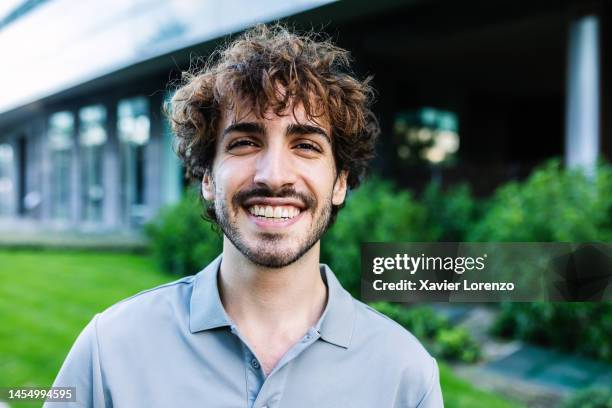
[245,250,301,268]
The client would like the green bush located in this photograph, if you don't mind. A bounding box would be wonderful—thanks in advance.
[370,301,447,339]
[421,181,480,242]
[433,327,480,363]
[145,189,222,276]
[562,387,612,408]
[370,302,480,363]
[469,160,612,362]
[321,176,435,297]
[492,302,612,362]
[469,159,612,242]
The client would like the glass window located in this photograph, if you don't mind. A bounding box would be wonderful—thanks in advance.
[394,107,459,166]
[48,111,74,221]
[118,97,150,226]
[79,105,107,223]
[0,143,15,216]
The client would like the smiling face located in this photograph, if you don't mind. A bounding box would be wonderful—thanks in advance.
[201,102,348,268]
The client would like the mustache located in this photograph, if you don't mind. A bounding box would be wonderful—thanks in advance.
[232,186,316,209]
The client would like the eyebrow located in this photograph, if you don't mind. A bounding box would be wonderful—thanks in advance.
[286,124,331,145]
[221,121,331,145]
[222,122,265,138]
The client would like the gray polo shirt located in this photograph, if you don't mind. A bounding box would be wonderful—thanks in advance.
[46,255,443,408]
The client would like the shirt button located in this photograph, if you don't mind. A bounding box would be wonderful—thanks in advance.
[250,358,260,369]
[302,333,312,342]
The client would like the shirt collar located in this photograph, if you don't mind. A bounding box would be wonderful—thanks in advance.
[189,255,355,349]
[316,263,355,348]
[189,255,231,332]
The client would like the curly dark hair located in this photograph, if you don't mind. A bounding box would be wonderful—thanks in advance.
[167,23,379,223]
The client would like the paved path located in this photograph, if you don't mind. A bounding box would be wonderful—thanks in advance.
[433,305,612,407]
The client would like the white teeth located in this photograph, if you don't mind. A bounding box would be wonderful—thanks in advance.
[247,205,301,220]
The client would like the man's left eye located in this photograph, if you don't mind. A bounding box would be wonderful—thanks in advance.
[295,143,321,152]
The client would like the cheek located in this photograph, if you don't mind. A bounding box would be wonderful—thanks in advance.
[214,160,254,196]
[298,163,336,200]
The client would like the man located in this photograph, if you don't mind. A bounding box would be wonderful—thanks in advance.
[47,24,443,407]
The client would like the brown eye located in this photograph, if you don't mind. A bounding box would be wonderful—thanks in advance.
[295,142,321,153]
[227,139,257,151]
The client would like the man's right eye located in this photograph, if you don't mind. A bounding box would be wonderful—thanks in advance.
[227,139,257,150]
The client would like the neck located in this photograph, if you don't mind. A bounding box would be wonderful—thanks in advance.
[218,237,327,334]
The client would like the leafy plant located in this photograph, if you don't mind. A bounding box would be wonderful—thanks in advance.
[492,302,612,362]
[469,159,612,242]
[321,176,434,297]
[470,160,612,362]
[145,189,222,276]
[370,302,480,363]
[433,327,480,363]
[421,181,480,242]
[562,387,612,408]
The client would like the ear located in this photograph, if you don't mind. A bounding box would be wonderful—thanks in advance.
[332,170,348,206]
[201,170,215,201]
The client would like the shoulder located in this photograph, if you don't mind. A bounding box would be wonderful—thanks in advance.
[351,299,437,377]
[95,274,196,336]
[352,299,432,358]
[349,299,442,405]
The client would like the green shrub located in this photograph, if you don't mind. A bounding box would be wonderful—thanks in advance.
[321,176,435,297]
[562,387,612,408]
[433,327,480,363]
[492,302,612,362]
[370,302,480,363]
[469,160,612,362]
[369,302,447,339]
[469,159,612,242]
[421,181,480,242]
[145,189,222,276]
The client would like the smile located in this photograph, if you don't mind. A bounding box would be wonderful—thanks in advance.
[247,205,301,221]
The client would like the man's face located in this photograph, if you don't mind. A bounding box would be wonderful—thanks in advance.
[202,101,347,268]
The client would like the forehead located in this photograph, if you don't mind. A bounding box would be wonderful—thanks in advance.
[219,98,331,134]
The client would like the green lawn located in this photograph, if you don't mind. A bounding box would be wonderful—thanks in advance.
[0,249,522,407]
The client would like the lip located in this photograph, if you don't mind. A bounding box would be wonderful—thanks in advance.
[245,207,305,230]
[242,197,307,210]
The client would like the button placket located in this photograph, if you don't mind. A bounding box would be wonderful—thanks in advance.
[238,340,264,408]
[253,328,322,408]
[250,357,261,370]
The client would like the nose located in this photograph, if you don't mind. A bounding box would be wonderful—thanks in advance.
[252,143,297,191]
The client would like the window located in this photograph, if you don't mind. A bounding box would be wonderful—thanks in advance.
[48,111,74,221]
[394,108,459,166]
[79,105,107,223]
[118,97,150,226]
[0,143,15,216]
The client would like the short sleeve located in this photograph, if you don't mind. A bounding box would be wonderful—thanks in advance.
[44,314,109,408]
[416,357,444,408]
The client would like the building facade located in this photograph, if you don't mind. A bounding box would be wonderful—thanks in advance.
[0,0,610,232]
[0,0,336,232]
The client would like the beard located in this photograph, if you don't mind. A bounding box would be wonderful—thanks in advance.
[214,185,333,268]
